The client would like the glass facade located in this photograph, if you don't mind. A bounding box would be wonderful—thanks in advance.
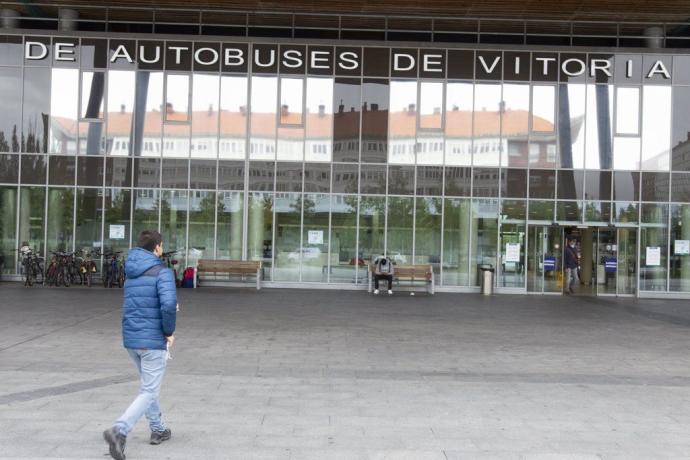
[1,34,689,295]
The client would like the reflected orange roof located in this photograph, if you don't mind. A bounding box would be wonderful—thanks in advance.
[53,108,553,139]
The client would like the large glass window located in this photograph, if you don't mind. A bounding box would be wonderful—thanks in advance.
[107,70,135,156]
[247,192,273,280]
[333,78,361,163]
[160,190,188,266]
[250,76,277,160]
[273,193,301,281]
[135,71,163,157]
[471,199,498,285]
[445,82,473,166]
[530,85,556,168]
[191,73,219,159]
[501,84,529,167]
[442,197,471,286]
[18,187,46,256]
[305,78,334,162]
[558,84,585,168]
[641,85,671,171]
[499,199,526,288]
[640,203,668,291]
[23,68,50,153]
[219,75,247,160]
[671,86,690,171]
[388,80,417,165]
[165,74,190,122]
[358,195,385,267]
[75,188,102,253]
[302,193,330,282]
[188,190,215,261]
[132,190,159,248]
[216,191,243,260]
[330,194,358,283]
[0,67,21,152]
[585,84,613,170]
[361,79,389,163]
[277,77,304,161]
[103,188,131,255]
[0,186,18,273]
[473,83,501,167]
[386,196,414,266]
[415,197,442,282]
[46,188,74,253]
[671,204,690,292]
[50,69,79,155]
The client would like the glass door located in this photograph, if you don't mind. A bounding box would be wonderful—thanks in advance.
[617,227,637,295]
[595,228,617,295]
[527,225,563,293]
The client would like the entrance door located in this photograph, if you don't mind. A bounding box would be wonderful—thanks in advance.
[527,225,563,294]
[528,225,637,296]
[617,228,637,295]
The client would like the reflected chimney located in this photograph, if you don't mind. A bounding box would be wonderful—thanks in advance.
[338,99,344,113]
[408,103,416,113]
[362,102,368,111]
[318,104,325,116]
[433,107,440,115]
[371,103,378,111]
[452,105,459,111]
[281,104,289,116]
[208,103,213,115]
[239,105,246,115]
[120,104,125,114]
[166,102,174,113]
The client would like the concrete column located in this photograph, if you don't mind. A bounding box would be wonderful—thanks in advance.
[581,228,593,285]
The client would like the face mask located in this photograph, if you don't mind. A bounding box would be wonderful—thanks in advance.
[570,243,576,248]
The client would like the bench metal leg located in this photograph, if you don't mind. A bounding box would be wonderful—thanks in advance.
[429,272,435,295]
[368,271,372,293]
[256,269,261,290]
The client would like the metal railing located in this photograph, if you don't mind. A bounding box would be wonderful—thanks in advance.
[0,1,689,48]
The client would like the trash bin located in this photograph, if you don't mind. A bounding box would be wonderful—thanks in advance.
[479,266,495,295]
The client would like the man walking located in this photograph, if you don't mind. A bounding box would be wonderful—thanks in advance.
[103,230,178,460]
[564,238,579,294]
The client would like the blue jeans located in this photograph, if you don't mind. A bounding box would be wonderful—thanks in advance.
[115,348,167,436]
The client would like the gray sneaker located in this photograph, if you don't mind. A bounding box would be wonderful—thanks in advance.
[150,428,172,445]
[103,426,126,460]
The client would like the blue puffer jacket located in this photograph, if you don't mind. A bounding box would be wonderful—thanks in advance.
[122,248,177,350]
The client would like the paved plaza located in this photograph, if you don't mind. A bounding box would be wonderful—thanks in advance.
[1,284,690,459]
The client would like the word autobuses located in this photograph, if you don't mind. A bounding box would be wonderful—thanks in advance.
[24,39,673,80]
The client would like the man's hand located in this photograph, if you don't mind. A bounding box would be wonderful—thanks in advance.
[165,335,175,348]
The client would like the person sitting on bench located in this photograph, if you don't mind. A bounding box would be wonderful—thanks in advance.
[373,255,394,295]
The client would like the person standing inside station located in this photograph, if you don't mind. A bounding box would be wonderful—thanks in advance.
[564,238,579,294]
[103,230,178,460]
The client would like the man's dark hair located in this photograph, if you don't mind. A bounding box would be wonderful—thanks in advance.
[137,230,162,252]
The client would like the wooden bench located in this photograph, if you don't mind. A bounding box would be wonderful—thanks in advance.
[194,259,262,290]
[368,264,435,295]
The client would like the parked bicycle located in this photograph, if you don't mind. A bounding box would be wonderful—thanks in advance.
[77,249,100,287]
[102,251,126,288]
[45,251,78,287]
[17,246,44,287]
[161,249,182,287]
